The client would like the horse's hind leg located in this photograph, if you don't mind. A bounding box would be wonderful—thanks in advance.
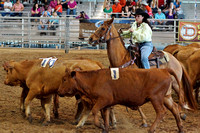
[138,107,148,127]
[149,98,166,133]
[171,76,187,120]
[164,95,184,133]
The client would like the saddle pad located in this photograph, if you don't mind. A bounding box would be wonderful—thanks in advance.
[40,57,57,68]
[110,68,119,80]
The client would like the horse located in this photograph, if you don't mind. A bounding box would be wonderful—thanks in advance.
[164,44,200,103]
[88,18,197,126]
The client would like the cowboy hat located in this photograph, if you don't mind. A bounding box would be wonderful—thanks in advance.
[140,1,148,6]
[133,8,149,18]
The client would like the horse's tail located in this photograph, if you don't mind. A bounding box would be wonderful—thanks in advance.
[180,64,197,110]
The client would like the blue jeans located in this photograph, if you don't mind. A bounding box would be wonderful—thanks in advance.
[139,42,153,69]
[1,12,11,16]
[10,13,23,17]
[67,9,76,15]
[38,25,48,30]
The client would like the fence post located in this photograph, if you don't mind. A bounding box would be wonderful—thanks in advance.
[28,17,31,48]
[174,19,176,44]
[22,18,24,48]
[65,17,70,53]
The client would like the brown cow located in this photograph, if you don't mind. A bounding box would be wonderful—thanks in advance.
[3,59,103,125]
[58,68,193,133]
[164,44,200,103]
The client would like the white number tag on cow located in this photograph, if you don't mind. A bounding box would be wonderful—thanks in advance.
[40,57,57,68]
[49,58,57,68]
[110,68,119,80]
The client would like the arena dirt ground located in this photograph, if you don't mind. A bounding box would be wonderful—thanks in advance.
[0,48,199,133]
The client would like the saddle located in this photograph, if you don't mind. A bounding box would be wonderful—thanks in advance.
[128,42,166,68]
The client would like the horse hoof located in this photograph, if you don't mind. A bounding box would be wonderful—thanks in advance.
[141,123,148,128]
[181,114,187,121]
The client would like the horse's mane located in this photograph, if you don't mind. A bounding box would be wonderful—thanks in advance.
[111,24,126,48]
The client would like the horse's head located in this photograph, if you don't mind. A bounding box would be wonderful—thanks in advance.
[89,17,114,45]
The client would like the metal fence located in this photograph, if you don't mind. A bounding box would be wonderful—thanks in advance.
[0,17,199,50]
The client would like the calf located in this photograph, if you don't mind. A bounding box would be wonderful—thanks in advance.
[3,59,103,125]
[58,68,187,133]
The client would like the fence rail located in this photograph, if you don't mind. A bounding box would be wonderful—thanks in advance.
[0,17,199,50]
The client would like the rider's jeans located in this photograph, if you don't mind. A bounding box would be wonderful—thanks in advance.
[139,42,153,69]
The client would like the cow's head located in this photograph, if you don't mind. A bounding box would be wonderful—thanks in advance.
[2,61,20,86]
[58,68,78,97]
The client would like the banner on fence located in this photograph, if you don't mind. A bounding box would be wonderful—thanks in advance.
[178,21,200,42]
[79,19,134,39]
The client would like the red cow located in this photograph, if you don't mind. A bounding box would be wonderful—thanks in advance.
[58,68,197,133]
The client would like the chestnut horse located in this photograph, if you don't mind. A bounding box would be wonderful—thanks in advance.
[164,44,200,103]
[88,18,197,126]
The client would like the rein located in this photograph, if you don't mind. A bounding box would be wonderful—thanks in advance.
[98,25,136,68]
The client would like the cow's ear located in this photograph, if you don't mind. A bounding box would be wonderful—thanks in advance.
[3,62,13,72]
[71,71,76,78]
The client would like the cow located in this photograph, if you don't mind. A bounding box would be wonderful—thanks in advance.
[58,68,197,133]
[3,58,104,125]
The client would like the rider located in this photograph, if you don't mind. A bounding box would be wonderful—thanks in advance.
[121,8,153,69]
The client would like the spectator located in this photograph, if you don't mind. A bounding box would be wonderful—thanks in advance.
[41,3,51,16]
[140,0,153,18]
[112,0,122,18]
[38,11,50,35]
[61,0,68,9]
[163,0,173,15]
[121,5,131,18]
[1,0,12,17]
[55,0,62,16]
[49,11,59,35]
[75,11,89,19]
[103,2,112,18]
[174,0,183,18]
[67,0,77,16]
[126,0,136,13]
[154,8,166,25]
[119,0,126,7]
[166,8,175,26]
[0,0,5,10]
[10,0,24,17]
[31,3,40,17]
[49,0,57,12]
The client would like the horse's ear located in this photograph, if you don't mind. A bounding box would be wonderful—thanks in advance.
[107,17,114,25]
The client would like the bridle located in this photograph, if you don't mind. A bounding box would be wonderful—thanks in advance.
[93,25,120,43]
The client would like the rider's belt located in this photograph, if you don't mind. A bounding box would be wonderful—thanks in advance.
[138,41,152,45]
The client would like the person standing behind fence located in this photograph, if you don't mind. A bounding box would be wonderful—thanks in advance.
[55,0,62,16]
[67,0,77,16]
[10,0,24,17]
[38,11,49,35]
[1,0,12,17]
